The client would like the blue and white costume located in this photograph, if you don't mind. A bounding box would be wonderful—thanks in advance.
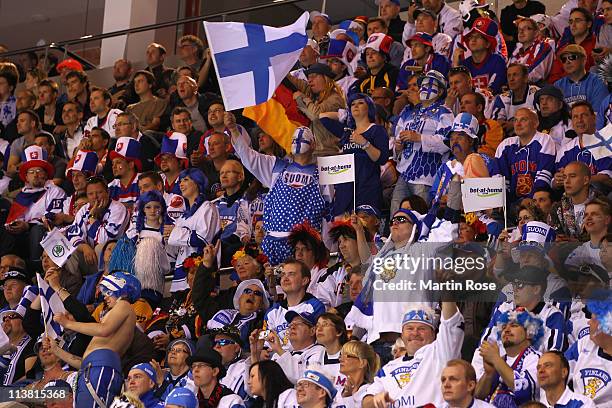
[232,126,332,265]
[566,335,612,406]
[167,168,221,292]
[212,194,251,243]
[490,85,539,122]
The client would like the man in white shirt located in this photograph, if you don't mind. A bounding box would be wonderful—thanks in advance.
[84,86,122,139]
[440,359,494,407]
[538,351,595,407]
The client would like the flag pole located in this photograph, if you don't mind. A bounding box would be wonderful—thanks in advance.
[37,273,49,340]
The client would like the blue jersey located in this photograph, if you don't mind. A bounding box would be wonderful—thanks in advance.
[556,137,612,179]
[596,93,612,131]
[492,132,556,203]
[333,124,389,216]
[463,53,507,95]
[395,101,453,186]
[554,73,609,113]
[213,193,250,241]
[108,173,140,206]
[396,53,450,91]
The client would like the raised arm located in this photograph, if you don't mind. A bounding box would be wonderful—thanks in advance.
[225,112,278,188]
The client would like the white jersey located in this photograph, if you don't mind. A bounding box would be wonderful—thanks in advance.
[277,388,357,408]
[263,294,325,350]
[543,119,573,149]
[490,85,539,122]
[567,300,591,346]
[17,181,66,224]
[66,199,128,248]
[306,265,328,301]
[565,241,606,274]
[364,310,464,407]
[317,263,350,308]
[440,399,495,407]
[314,349,347,394]
[220,358,248,400]
[272,343,326,384]
[218,393,246,408]
[84,108,122,139]
[566,334,612,406]
[540,386,596,408]
[167,200,220,291]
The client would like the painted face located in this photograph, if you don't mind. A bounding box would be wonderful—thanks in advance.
[291,127,314,155]
[419,77,441,102]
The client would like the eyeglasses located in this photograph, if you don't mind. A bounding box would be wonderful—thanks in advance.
[2,314,22,322]
[214,339,237,347]
[560,54,580,63]
[288,320,311,329]
[449,66,470,75]
[169,347,189,354]
[296,381,316,390]
[511,281,532,290]
[391,216,410,225]
[26,169,46,175]
[315,321,334,329]
[242,288,264,297]
[339,352,360,360]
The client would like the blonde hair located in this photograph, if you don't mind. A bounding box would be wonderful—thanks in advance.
[315,76,346,106]
[341,340,381,383]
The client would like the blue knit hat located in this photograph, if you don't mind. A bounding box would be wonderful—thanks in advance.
[165,387,198,408]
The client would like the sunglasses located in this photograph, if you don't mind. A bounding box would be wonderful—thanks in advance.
[214,339,236,347]
[169,347,189,354]
[511,281,536,290]
[2,314,22,322]
[243,288,264,297]
[449,66,470,75]
[391,216,410,225]
[560,54,580,63]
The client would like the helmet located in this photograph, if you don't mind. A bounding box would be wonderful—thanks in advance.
[99,272,142,303]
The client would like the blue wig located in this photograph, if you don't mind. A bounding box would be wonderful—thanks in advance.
[136,190,169,234]
[346,93,377,130]
[178,168,209,217]
[586,289,612,335]
[495,308,545,348]
[107,236,137,276]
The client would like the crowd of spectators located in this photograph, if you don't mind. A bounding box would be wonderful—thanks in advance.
[0,0,611,407]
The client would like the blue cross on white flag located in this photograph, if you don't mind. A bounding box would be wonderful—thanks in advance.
[583,123,612,160]
[36,273,66,344]
[204,12,309,111]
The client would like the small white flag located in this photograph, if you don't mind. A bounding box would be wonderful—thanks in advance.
[317,154,355,185]
[40,228,75,267]
[583,123,612,160]
[461,177,505,212]
[36,273,66,343]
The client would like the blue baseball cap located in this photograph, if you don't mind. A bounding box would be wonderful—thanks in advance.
[299,367,338,399]
[130,363,156,384]
[402,309,435,329]
[356,204,382,219]
[286,311,321,327]
[165,387,198,408]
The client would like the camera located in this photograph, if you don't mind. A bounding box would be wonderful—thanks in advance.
[258,330,271,340]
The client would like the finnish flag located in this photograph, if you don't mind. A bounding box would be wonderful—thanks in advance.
[36,273,66,343]
[204,12,309,111]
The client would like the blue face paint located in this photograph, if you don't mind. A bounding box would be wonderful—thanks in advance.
[419,78,440,102]
[452,143,464,153]
[291,127,313,155]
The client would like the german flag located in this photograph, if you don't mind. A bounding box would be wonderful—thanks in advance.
[243,78,310,153]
